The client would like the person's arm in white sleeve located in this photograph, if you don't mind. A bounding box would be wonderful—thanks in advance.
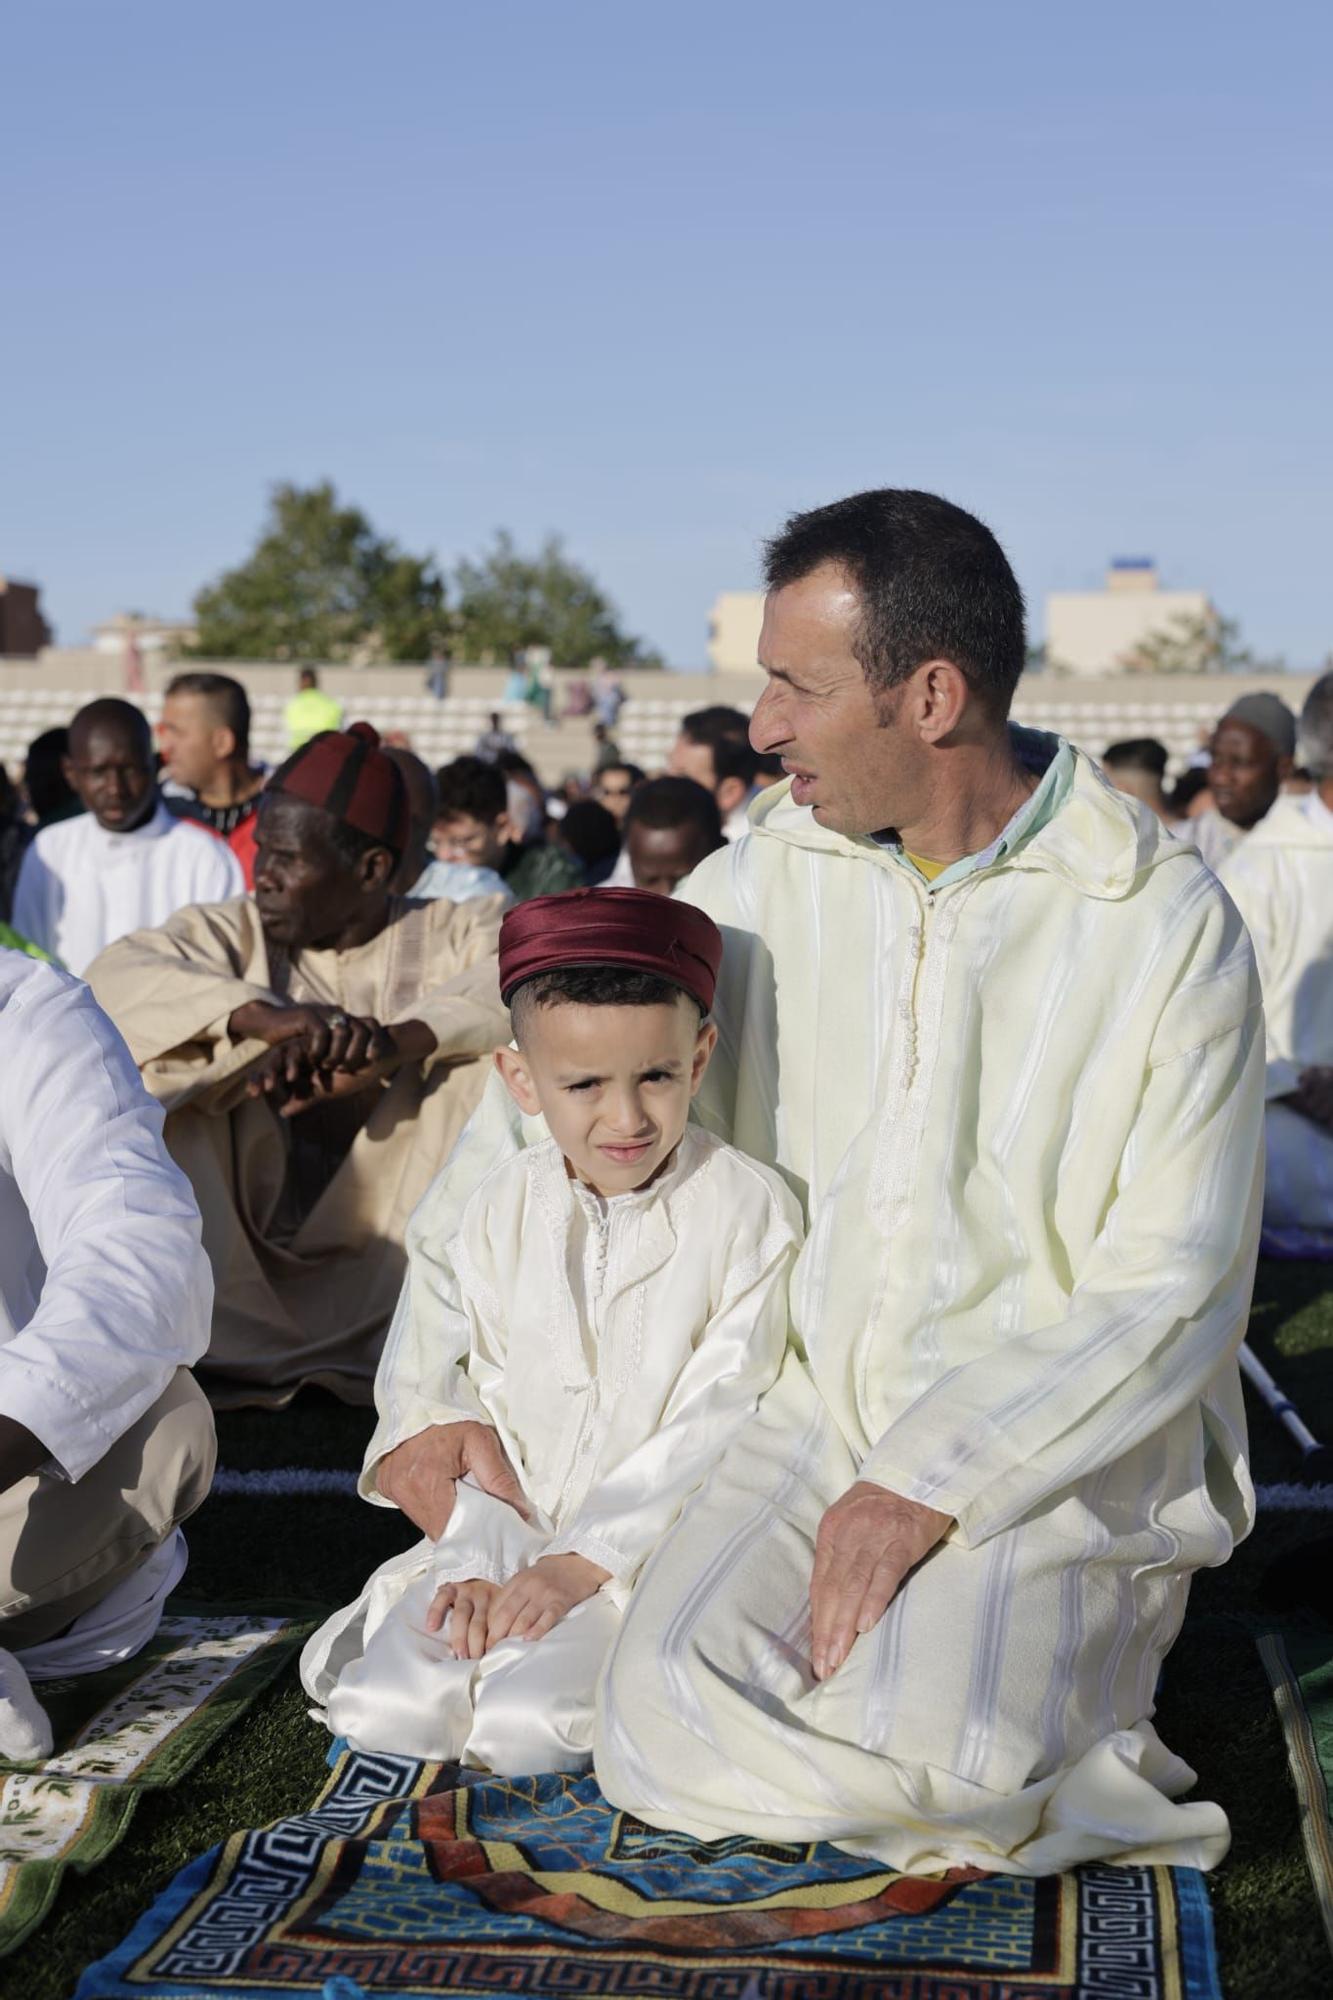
[544,1183,801,1593]
[362,1074,534,1499]
[11,844,55,960]
[860,902,1265,1548]
[0,965,212,1483]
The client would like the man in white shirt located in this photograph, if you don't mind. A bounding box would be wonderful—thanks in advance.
[13,698,243,975]
[667,706,758,842]
[1221,673,1333,1247]
[0,950,215,1759]
[1192,692,1295,875]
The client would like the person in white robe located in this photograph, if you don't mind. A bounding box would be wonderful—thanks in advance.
[13,698,243,975]
[367,489,1263,1877]
[1191,692,1295,877]
[0,949,215,1760]
[303,892,800,1773]
[1221,672,1333,1249]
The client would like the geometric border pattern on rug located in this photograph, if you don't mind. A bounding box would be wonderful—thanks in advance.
[76,1747,1223,1999]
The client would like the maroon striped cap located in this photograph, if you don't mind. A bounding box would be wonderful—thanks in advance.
[266,722,410,855]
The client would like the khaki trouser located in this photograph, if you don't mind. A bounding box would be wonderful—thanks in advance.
[0,1369,216,1648]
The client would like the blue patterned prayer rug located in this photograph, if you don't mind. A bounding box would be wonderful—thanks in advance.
[75,1747,1223,1999]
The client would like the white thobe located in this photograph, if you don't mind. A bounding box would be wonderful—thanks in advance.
[304,1126,800,1772]
[371,735,1263,1874]
[1221,792,1333,1241]
[1191,807,1245,876]
[13,803,244,975]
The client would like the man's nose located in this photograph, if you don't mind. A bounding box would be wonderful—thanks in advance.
[749,684,785,754]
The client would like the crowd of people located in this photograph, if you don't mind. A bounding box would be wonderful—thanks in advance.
[0,485,1327,1885]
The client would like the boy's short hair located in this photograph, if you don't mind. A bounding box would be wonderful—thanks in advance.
[509,963,705,1042]
[436,755,507,823]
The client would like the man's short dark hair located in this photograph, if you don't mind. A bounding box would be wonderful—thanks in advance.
[680,707,759,790]
[510,964,704,1040]
[166,671,251,758]
[597,761,645,789]
[625,776,724,848]
[1103,737,1169,780]
[436,756,507,823]
[559,799,621,871]
[763,488,1027,714]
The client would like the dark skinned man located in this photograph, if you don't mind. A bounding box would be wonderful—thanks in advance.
[1192,691,1295,873]
[88,723,509,1407]
[13,697,242,973]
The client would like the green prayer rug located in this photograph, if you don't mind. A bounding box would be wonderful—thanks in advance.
[1258,1627,1333,1963]
[0,1601,315,1960]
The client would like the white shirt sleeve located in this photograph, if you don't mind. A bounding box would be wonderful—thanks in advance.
[0,964,213,1481]
[11,842,57,960]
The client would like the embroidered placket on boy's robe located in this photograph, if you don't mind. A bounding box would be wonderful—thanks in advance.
[302,1126,800,1771]
[87,893,508,1405]
[1221,791,1333,1247]
[371,734,1264,1876]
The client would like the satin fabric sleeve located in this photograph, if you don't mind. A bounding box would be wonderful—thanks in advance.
[860,902,1265,1548]
[402,896,511,1072]
[543,1196,800,1592]
[1218,844,1303,1100]
[0,967,212,1480]
[361,1073,537,1502]
[86,898,279,1110]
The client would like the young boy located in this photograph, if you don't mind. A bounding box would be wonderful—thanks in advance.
[301,887,801,1773]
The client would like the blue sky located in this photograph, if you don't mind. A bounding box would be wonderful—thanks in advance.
[3,2,1329,667]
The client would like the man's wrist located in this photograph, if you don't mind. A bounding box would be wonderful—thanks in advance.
[386,1019,438,1065]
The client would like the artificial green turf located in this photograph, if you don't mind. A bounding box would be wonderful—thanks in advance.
[13,1269,1333,2000]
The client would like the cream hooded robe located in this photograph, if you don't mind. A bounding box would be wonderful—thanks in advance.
[370,736,1265,1875]
[88,893,509,1405]
[1221,791,1333,1244]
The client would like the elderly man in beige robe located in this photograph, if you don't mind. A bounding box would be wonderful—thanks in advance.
[89,723,509,1408]
[366,491,1263,1879]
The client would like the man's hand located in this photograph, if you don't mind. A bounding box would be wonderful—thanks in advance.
[424,1576,500,1658]
[1290,1067,1333,1133]
[227,1000,389,1074]
[484,1552,609,1648]
[809,1481,952,1682]
[374,1420,529,1540]
[240,1017,437,1116]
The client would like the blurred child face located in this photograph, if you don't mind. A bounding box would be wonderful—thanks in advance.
[434,809,508,871]
[496,995,717,1197]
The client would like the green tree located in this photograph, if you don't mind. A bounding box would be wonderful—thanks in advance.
[1122,610,1285,676]
[451,531,660,669]
[190,482,447,663]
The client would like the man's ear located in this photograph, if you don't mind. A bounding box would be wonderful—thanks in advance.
[496,810,520,847]
[360,845,397,893]
[495,1043,542,1116]
[214,726,239,764]
[60,755,78,790]
[913,659,972,745]
[689,1020,719,1096]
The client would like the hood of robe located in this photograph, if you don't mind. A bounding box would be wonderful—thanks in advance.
[1231,792,1333,852]
[744,726,1185,902]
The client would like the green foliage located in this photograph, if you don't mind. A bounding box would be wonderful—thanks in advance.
[451,530,660,670]
[190,482,447,664]
[1122,609,1286,677]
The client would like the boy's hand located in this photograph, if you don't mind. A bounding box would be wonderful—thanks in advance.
[425,1577,500,1659]
[484,1553,610,1648]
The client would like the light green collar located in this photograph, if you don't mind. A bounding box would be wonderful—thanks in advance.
[878,730,1075,891]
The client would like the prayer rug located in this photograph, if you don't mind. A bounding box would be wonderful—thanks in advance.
[1259,1627,1333,1961]
[75,1746,1223,1999]
[0,1602,315,1960]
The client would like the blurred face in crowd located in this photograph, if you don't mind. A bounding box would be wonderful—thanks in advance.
[592,766,638,825]
[1209,721,1287,829]
[667,732,716,792]
[64,718,156,833]
[1103,764,1170,819]
[253,795,393,951]
[627,818,720,898]
[748,563,936,839]
[158,691,236,794]
[434,809,509,872]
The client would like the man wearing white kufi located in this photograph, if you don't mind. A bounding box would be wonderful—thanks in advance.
[1221,671,1333,1251]
[367,488,1263,1878]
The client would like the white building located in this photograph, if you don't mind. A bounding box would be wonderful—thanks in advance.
[1045,561,1213,677]
[707,592,764,675]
